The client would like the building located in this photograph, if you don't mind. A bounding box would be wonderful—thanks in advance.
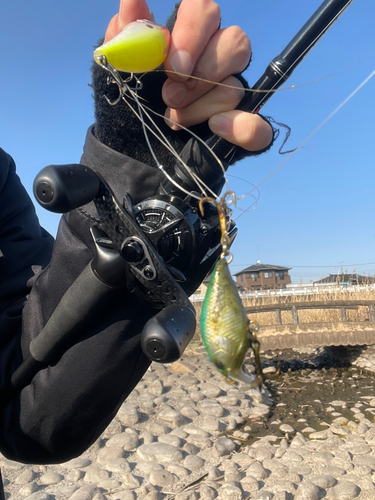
[234,261,291,290]
[192,271,243,298]
[314,273,375,286]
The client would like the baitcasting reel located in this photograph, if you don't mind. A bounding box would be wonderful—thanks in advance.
[32,134,236,366]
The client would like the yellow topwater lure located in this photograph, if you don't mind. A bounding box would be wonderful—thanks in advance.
[199,192,263,387]
[94,19,170,74]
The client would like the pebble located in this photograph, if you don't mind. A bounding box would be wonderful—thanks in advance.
[167,464,190,478]
[309,429,332,440]
[19,482,39,496]
[121,472,141,488]
[201,415,222,432]
[246,462,269,480]
[199,484,217,499]
[294,481,321,500]
[149,469,178,487]
[345,443,372,455]
[39,471,64,485]
[66,470,84,482]
[186,434,212,449]
[279,424,295,434]
[171,360,196,374]
[241,475,260,492]
[158,408,186,427]
[310,475,336,490]
[105,457,131,473]
[213,437,236,457]
[24,493,52,500]
[199,383,223,398]
[65,458,91,469]
[254,491,274,500]
[139,442,181,461]
[175,492,199,500]
[158,433,182,448]
[97,445,125,465]
[106,431,139,450]
[83,465,110,483]
[251,444,275,461]
[116,404,140,426]
[197,400,224,417]
[69,485,101,500]
[15,469,36,484]
[218,483,243,500]
[329,480,361,499]
[184,455,205,470]
[181,406,199,418]
[2,350,375,499]
[353,454,375,469]
[183,442,199,455]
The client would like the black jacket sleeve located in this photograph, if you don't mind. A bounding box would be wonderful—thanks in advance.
[0,148,53,343]
[0,132,167,464]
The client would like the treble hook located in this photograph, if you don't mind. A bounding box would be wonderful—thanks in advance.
[95,55,144,106]
[199,191,236,263]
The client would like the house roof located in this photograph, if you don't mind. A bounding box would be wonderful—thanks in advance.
[234,261,291,276]
[314,273,375,284]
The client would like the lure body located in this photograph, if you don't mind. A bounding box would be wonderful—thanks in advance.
[201,257,257,385]
[94,20,170,73]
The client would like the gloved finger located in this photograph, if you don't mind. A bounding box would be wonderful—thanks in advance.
[165,76,245,130]
[164,0,221,82]
[163,25,251,109]
[208,111,274,152]
[104,0,152,43]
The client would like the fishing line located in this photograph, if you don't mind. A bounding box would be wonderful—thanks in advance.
[101,68,220,200]
[132,55,375,209]
[122,83,227,198]
[234,69,375,221]
[225,174,260,213]
[126,67,375,222]
[151,50,375,95]
[96,56,218,200]
[247,0,355,111]
[99,49,375,217]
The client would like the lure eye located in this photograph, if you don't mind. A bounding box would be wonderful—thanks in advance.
[213,359,226,371]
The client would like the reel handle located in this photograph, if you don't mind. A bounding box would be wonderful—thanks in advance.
[141,305,196,363]
[33,164,101,213]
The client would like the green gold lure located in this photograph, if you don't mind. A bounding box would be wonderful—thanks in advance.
[199,193,262,387]
[94,19,170,74]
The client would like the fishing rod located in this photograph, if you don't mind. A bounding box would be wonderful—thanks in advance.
[172,0,355,191]
[1,0,354,407]
[240,0,354,114]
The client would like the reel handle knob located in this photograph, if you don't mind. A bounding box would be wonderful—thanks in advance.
[34,164,101,213]
[141,305,196,363]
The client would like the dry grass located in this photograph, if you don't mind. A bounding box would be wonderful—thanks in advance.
[191,285,375,336]
[245,306,370,326]
[192,301,203,342]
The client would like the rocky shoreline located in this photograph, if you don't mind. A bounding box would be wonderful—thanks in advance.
[2,345,375,500]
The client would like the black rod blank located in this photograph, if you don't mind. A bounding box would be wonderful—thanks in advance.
[208,0,354,161]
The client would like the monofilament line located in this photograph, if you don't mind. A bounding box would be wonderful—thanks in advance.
[236,69,375,218]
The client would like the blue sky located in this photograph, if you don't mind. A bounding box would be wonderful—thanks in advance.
[1,0,374,283]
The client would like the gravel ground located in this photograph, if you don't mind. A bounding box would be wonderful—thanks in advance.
[2,344,375,500]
